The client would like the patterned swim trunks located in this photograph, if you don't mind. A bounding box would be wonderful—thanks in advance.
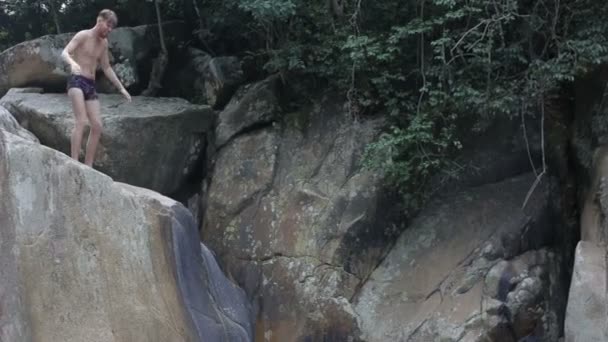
[67,74,98,101]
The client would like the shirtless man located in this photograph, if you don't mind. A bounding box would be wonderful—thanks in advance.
[61,9,131,167]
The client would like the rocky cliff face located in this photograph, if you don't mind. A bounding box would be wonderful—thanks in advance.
[0,129,253,342]
[201,78,398,341]
[355,173,564,341]
[195,72,578,341]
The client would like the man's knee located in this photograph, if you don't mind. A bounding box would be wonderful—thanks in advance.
[90,120,103,134]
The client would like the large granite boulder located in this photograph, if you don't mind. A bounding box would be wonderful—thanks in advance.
[0,22,185,95]
[0,88,214,195]
[202,93,395,341]
[0,128,253,342]
[354,173,564,341]
[564,241,607,342]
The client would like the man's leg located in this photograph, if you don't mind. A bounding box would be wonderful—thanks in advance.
[68,88,87,161]
[84,99,102,167]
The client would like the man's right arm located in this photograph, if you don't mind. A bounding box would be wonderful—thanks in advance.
[61,31,84,74]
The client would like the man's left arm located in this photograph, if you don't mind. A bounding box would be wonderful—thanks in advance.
[101,42,131,102]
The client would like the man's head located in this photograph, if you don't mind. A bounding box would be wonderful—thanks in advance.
[95,9,117,38]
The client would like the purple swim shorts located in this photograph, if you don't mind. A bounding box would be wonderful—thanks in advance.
[67,74,98,101]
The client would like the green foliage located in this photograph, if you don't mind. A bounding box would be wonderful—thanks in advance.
[237,0,297,22]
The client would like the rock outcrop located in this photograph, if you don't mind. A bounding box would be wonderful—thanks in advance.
[201,84,395,341]
[354,173,563,341]
[0,128,253,342]
[564,242,607,342]
[199,76,575,341]
[0,88,214,195]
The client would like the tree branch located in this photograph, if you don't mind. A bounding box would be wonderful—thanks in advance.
[522,93,547,209]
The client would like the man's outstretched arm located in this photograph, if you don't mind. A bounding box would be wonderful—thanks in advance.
[100,42,131,102]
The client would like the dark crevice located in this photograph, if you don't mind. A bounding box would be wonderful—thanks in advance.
[407,317,430,342]
[234,253,361,281]
[238,252,285,263]
[215,120,275,152]
[169,135,208,204]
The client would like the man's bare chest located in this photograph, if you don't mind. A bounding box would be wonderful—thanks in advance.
[78,38,104,61]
